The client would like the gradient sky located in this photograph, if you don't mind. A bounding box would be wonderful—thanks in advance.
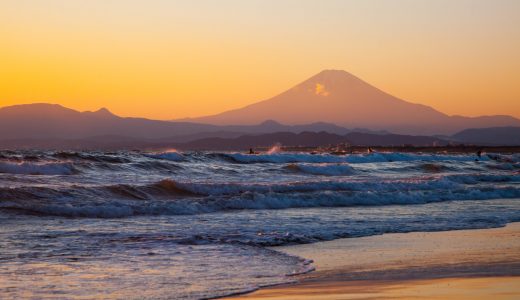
[1,0,519,120]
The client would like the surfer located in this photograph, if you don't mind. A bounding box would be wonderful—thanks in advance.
[475,149,483,161]
[249,148,254,154]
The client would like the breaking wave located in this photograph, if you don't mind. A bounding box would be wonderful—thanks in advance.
[2,186,519,218]
[2,174,519,218]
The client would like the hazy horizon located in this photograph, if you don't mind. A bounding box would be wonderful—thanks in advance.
[1,0,519,120]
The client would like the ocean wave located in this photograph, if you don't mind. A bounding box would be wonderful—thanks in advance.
[53,151,131,163]
[0,179,199,202]
[419,163,451,173]
[222,152,488,164]
[148,179,200,196]
[2,174,519,218]
[171,175,482,196]
[446,174,520,184]
[285,163,356,176]
[0,155,183,174]
[0,161,77,175]
[2,174,517,201]
[145,151,185,161]
[130,161,183,172]
[2,185,519,218]
[487,162,520,171]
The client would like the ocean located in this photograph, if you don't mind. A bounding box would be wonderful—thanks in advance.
[1,149,519,299]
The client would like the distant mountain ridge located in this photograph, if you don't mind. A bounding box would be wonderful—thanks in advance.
[452,127,520,146]
[0,103,362,141]
[0,103,218,139]
[185,70,520,135]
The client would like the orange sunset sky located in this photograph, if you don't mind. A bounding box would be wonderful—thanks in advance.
[1,0,519,120]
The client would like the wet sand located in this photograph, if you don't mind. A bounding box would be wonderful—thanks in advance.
[225,223,520,299]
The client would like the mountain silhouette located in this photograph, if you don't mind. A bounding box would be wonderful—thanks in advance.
[187,70,520,135]
[451,127,520,146]
[0,103,219,140]
[0,103,355,141]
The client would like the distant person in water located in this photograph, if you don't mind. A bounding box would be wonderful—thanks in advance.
[477,150,482,158]
[249,148,254,154]
[368,147,374,153]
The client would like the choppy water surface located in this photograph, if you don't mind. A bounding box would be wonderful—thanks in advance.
[1,150,519,299]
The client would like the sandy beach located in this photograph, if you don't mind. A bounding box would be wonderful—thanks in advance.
[226,223,520,299]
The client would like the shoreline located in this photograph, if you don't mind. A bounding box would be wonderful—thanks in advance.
[224,222,520,299]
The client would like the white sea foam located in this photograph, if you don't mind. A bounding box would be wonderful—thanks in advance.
[267,143,282,154]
